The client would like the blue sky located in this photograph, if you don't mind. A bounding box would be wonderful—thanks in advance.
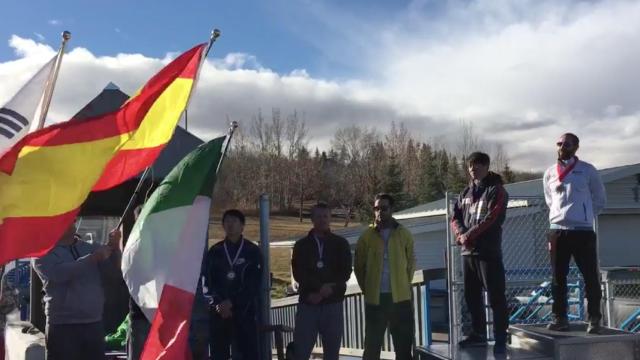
[1,0,640,170]
[0,0,413,79]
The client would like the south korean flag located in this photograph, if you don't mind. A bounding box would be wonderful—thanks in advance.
[0,55,56,155]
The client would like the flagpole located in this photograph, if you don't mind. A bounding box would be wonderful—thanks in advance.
[29,32,72,333]
[116,28,222,229]
[115,168,151,229]
[181,28,221,113]
[36,30,71,130]
[216,120,238,174]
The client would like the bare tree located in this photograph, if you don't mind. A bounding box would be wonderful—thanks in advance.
[492,143,508,173]
[384,121,410,159]
[286,111,308,160]
[269,108,284,157]
[457,120,486,157]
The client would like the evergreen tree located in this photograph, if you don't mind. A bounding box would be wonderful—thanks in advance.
[384,155,409,210]
[447,155,467,193]
[418,143,442,202]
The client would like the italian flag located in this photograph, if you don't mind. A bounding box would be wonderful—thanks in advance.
[121,135,226,360]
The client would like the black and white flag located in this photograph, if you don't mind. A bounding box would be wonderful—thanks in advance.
[0,55,56,154]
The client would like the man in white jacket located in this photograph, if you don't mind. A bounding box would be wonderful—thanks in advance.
[543,133,606,334]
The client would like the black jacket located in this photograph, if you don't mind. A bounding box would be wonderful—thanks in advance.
[451,172,508,258]
[205,238,263,311]
[292,230,352,305]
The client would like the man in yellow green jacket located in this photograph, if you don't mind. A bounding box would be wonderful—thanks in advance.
[354,193,416,360]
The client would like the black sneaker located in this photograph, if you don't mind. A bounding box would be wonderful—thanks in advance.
[587,321,602,335]
[546,317,570,331]
[458,333,487,348]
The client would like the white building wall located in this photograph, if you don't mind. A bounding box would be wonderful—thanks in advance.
[605,175,640,208]
[598,213,640,267]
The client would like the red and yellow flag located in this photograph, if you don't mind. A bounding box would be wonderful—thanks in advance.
[0,43,206,265]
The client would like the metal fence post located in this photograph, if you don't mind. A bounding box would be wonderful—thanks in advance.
[603,272,613,328]
[424,281,432,346]
[260,194,272,359]
[445,191,461,346]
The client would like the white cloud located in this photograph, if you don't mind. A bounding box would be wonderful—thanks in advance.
[48,19,61,26]
[277,0,640,170]
[212,53,263,70]
[0,35,433,161]
[3,0,640,173]
[34,33,45,41]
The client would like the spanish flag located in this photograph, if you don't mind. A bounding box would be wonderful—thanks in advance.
[0,43,206,265]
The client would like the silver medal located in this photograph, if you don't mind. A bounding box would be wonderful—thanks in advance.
[316,260,324,269]
[223,238,245,282]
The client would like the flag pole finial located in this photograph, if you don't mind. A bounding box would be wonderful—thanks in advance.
[36,31,71,130]
[205,28,221,57]
[216,120,238,174]
[229,120,238,133]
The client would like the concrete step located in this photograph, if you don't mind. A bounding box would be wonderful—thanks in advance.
[510,323,640,360]
[416,342,551,360]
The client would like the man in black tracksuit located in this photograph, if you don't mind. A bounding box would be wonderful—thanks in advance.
[205,209,263,360]
[291,202,352,360]
[451,152,509,355]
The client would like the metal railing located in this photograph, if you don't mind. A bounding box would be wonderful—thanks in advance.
[270,271,447,353]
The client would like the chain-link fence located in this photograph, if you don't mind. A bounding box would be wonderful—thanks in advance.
[447,195,588,343]
[603,268,640,332]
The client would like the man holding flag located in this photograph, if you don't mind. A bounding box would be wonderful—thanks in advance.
[32,220,121,360]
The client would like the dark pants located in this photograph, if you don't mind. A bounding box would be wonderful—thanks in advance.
[189,310,211,360]
[46,321,105,360]
[363,293,413,360]
[209,306,259,360]
[463,255,509,342]
[127,316,151,360]
[293,302,343,360]
[549,230,602,322]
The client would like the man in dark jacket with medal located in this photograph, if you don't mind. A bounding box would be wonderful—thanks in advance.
[543,133,606,334]
[451,152,509,355]
[291,202,352,360]
[205,209,263,359]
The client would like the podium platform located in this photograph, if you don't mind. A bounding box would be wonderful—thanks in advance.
[417,343,550,360]
[510,323,640,360]
[417,324,640,359]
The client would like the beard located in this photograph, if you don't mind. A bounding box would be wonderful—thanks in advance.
[558,150,574,160]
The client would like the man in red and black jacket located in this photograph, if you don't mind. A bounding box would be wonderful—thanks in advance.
[451,152,509,355]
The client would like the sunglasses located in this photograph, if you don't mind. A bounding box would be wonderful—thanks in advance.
[556,141,575,148]
[373,206,390,212]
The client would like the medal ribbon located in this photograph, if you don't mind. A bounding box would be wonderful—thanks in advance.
[223,237,245,270]
[313,234,324,261]
[556,156,578,183]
